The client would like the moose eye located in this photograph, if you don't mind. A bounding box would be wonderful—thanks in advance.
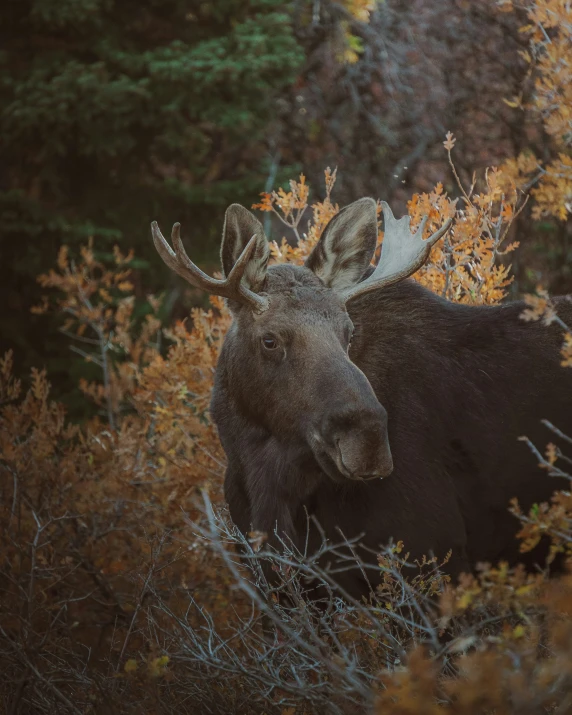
[262,336,278,350]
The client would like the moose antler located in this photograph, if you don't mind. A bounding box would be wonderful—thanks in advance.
[342,202,452,302]
[151,221,269,313]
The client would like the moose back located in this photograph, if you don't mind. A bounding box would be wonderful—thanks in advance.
[152,198,572,598]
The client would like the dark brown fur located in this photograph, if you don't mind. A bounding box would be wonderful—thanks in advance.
[211,263,572,598]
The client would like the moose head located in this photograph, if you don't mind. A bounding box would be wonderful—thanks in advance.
[152,199,450,484]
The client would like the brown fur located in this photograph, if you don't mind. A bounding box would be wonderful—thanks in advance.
[207,203,572,598]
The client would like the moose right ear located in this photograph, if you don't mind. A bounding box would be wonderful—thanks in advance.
[221,204,270,293]
[305,198,378,292]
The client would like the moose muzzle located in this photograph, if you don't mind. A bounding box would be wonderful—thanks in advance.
[312,401,393,482]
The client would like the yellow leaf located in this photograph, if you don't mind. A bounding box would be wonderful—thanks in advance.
[515,584,534,597]
[457,590,478,610]
[443,131,456,151]
[148,655,170,678]
[124,659,138,673]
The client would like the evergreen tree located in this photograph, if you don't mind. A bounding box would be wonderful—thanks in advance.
[0,0,302,389]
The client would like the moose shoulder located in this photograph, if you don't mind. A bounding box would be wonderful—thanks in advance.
[152,198,572,599]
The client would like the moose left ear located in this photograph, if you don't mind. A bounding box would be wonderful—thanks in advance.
[221,204,270,293]
[305,198,378,291]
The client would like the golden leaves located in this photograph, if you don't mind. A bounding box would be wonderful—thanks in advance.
[342,0,377,22]
[124,659,138,673]
[443,131,456,151]
[255,168,339,267]
[515,288,571,558]
[247,530,268,552]
[0,350,21,404]
[148,655,170,678]
[503,0,572,220]
[30,367,50,401]
[520,287,571,367]
[122,655,169,679]
[2,239,244,653]
[251,192,273,212]
[258,157,519,310]
[503,95,523,109]
[407,148,521,306]
[520,286,557,325]
[531,154,572,221]
[377,567,572,715]
[440,562,542,619]
[513,491,572,562]
[332,1,375,63]
[274,175,309,217]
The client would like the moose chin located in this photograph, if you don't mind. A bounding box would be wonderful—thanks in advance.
[152,197,572,600]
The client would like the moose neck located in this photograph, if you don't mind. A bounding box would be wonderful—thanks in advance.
[245,429,323,542]
[210,342,324,544]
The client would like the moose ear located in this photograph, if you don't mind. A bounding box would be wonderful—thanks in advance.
[221,204,270,292]
[305,198,378,291]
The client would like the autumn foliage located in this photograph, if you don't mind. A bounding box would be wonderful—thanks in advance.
[2,1,572,711]
[500,0,572,221]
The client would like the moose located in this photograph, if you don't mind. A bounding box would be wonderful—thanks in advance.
[152,198,572,598]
